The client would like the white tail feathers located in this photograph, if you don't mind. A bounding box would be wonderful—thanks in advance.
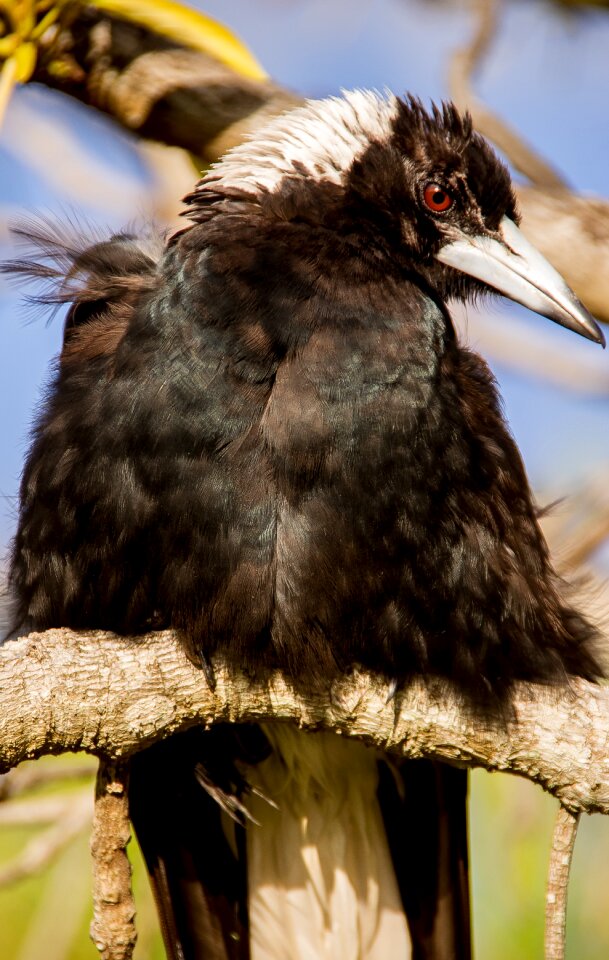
[243,724,411,960]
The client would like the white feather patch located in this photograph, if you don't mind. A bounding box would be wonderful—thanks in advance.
[200,90,398,198]
[243,724,411,960]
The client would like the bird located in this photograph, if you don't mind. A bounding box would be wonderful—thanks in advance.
[4,91,605,960]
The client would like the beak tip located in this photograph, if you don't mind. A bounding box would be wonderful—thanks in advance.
[578,318,605,348]
[585,316,606,348]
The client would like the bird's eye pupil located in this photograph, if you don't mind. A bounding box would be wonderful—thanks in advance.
[423,183,453,212]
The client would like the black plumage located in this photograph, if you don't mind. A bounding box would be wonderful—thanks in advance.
[5,92,604,959]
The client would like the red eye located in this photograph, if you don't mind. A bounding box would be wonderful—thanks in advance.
[423,183,453,212]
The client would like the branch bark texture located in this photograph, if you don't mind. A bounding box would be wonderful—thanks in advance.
[1,628,609,817]
[90,759,136,960]
[545,806,579,960]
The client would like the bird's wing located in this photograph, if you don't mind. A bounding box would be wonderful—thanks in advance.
[2,222,168,641]
[129,730,250,960]
[378,759,470,960]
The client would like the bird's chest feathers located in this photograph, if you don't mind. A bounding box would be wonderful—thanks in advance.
[259,298,444,484]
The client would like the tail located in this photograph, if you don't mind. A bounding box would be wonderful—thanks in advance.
[129,725,471,960]
[245,724,411,959]
[378,756,471,960]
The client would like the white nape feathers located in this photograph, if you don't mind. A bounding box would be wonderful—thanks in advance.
[198,90,399,199]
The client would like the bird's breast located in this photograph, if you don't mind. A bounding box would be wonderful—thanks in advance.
[260,318,440,486]
[241,314,449,681]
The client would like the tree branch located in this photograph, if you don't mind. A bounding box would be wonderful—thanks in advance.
[90,759,136,960]
[1,628,608,816]
[32,7,300,163]
[447,0,567,188]
[545,806,579,960]
[0,790,91,826]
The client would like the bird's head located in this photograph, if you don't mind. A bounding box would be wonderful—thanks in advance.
[187,90,604,346]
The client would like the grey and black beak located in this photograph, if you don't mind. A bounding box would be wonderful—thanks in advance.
[436,216,605,347]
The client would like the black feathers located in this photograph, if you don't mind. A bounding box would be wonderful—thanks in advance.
[6,92,601,700]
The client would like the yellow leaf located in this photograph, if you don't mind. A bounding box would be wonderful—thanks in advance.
[90,0,268,80]
[0,53,17,131]
[0,35,20,57]
[13,39,36,81]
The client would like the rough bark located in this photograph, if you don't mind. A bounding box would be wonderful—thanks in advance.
[90,759,137,960]
[1,627,608,817]
[545,806,579,960]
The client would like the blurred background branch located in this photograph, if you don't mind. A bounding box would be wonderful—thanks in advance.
[0,790,91,886]
[448,0,568,187]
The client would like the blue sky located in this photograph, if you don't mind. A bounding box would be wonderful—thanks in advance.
[1,0,608,556]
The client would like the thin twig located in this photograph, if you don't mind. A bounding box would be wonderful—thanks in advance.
[0,758,97,801]
[0,789,90,826]
[90,759,137,960]
[545,805,580,960]
[559,509,609,573]
[448,0,567,188]
[0,791,91,886]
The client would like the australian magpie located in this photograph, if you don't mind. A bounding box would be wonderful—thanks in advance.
[5,91,604,960]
